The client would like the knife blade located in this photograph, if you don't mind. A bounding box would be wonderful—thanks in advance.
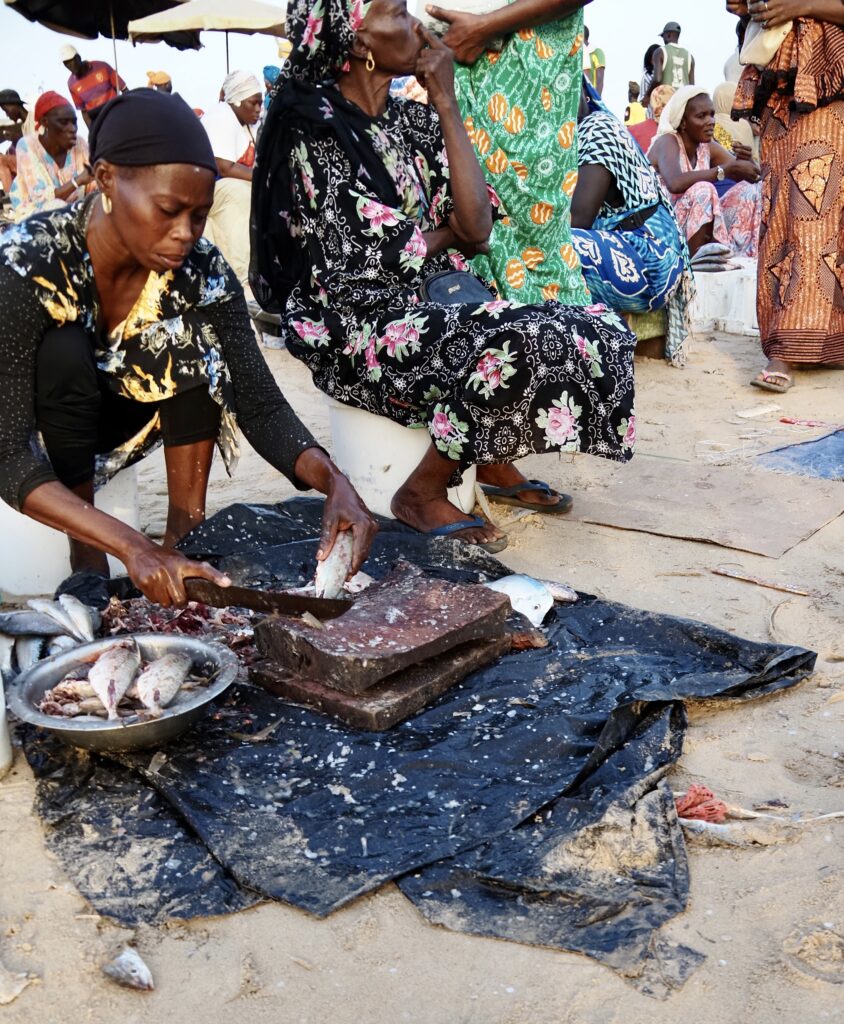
[184,578,351,620]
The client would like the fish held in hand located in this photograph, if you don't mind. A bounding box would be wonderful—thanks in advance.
[102,947,154,991]
[314,530,354,599]
[88,640,141,720]
[135,653,193,714]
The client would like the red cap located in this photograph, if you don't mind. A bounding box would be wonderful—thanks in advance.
[34,91,72,125]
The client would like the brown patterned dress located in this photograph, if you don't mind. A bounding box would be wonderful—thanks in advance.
[734,18,844,364]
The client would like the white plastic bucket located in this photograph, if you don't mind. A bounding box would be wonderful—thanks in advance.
[0,468,140,598]
[326,399,477,520]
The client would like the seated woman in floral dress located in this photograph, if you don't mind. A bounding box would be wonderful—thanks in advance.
[251,0,637,553]
[648,86,761,258]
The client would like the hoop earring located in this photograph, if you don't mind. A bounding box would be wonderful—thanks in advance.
[366,51,375,72]
[101,193,112,215]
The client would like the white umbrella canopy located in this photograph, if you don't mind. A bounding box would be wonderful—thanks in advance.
[128,0,287,69]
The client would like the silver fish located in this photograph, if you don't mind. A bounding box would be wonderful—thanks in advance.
[14,635,43,672]
[102,947,154,991]
[536,578,579,604]
[314,530,354,599]
[0,634,14,674]
[135,653,193,713]
[57,594,96,642]
[47,635,79,657]
[88,640,141,720]
[0,610,70,637]
[27,598,80,639]
[483,574,554,628]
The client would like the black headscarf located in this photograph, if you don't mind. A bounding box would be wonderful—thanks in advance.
[89,88,217,175]
[249,0,400,314]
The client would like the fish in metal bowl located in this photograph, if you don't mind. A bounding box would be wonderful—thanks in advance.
[6,634,239,752]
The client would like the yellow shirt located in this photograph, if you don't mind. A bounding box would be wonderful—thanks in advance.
[625,101,647,126]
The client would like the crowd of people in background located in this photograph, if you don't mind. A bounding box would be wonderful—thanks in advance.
[0,0,841,598]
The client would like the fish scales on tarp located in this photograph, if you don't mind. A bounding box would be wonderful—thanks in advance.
[18,499,816,985]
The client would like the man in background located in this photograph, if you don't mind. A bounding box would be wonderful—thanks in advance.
[61,45,125,128]
[646,21,694,104]
[583,25,606,96]
[0,88,32,138]
[147,70,173,93]
[624,82,647,126]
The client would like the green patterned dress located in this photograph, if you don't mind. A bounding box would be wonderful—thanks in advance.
[454,8,588,305]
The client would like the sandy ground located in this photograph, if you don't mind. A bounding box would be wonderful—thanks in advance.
[1,327,842,1023]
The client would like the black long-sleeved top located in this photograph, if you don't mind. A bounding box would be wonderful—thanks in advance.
[0,200,319,511]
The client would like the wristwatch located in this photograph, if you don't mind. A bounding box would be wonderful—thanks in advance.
[715,165,725,182]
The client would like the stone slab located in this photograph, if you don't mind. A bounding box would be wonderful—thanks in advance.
[250,635,511,731]
[254,563,511,694]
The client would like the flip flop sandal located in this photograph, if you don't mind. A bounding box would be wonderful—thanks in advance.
[419,515,509,555]
[480,478,573,514]
[750,371,793,393]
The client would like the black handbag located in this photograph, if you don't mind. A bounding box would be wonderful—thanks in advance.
[419,269,496,305]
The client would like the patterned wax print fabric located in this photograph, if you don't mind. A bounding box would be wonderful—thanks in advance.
[733,18,844,364]
[668,141,762,257]
[453,10,589,304]
[0,196,242,484]
[571,109,691,364]
[281,88,636,467]
[10,133,90,222]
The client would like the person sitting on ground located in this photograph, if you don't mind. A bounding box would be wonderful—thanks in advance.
[61,44,125,128]
[201,71,262,291]
[624,82,647,126]
[0,89,376,608]
[571,82,692,365]
[649,86,761,258]
[627,83,673,154]
[251,0,637,554]
[10,91,93,221]
[147,70,173,94]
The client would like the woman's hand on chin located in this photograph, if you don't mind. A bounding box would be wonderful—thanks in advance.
[124,540,231,607]
[414,22,458,108]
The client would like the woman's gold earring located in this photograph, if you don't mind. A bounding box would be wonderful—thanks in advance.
[366,51,375,72]
[101,193,112,215]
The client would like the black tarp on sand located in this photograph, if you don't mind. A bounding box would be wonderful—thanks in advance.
[21,500,815,994]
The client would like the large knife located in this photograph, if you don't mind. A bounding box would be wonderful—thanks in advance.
[184,578,351,620]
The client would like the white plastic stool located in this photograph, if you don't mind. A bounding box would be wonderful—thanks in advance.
[0,468,140,599]
[690,257,759,336]
[325,398,477,519]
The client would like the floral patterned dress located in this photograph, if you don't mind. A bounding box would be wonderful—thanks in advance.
[283,92,637,467]
[668,139,762,257]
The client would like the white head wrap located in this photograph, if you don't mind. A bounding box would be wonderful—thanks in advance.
[657,85,710,137]
[222,71,262,107]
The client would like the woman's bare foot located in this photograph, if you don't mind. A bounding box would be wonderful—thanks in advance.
[477,463,569,508]
[391,447,505,547]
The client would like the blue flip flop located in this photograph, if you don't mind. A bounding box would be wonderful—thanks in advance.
[480,478,573,514]
[423,515,509,554]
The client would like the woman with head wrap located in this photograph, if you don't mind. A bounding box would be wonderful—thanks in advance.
[627,83,674,154]
[0,89,376,607]
[648,85,761,258]
[251,0,636,552]
[200,71,263,288]
[10,91,93,221]
[712,81,754,155]
[571,81,693,365]
[729,0,844,391]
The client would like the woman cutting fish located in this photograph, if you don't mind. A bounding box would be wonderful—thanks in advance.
[0,89,377,607]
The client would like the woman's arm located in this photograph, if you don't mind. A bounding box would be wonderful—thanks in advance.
[428,0,590,64]
[570,164,614,229]
[414,24,492,246]
[204,295,378,572]
[709,140,761,182]
[215,157,253,181]
[749,0,844,27]
[651,135,724,193]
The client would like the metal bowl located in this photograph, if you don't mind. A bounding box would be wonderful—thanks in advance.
[7,634,239,752]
